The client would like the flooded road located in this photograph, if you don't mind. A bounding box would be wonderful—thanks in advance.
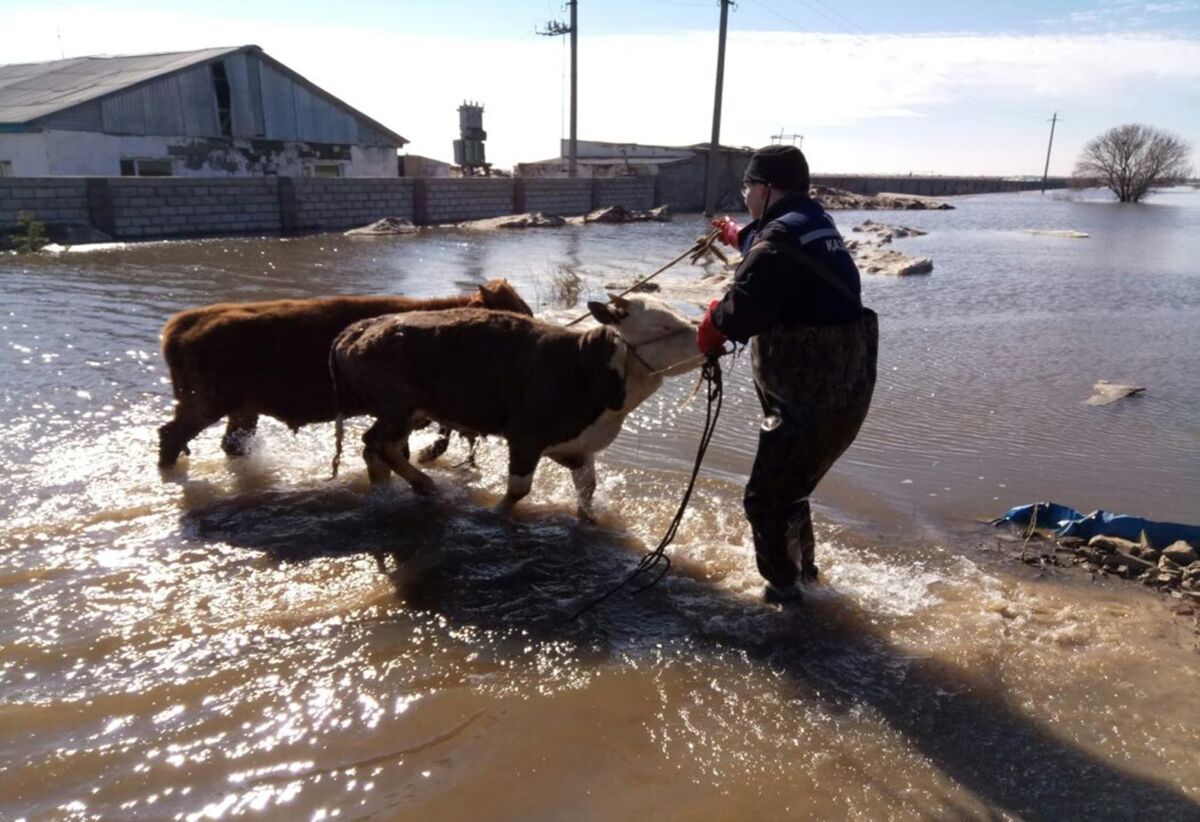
[1,189,1198,819]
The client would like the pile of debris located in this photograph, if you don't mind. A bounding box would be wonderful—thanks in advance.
[847,220,934,276]
[812,185,954,211]
[344,217,418,236]
[569,205,671,225]
[1058,535,1200,603]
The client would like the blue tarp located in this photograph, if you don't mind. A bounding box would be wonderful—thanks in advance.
[994,501,1200,548]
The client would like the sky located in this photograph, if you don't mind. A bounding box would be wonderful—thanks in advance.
[2,0,1198,176]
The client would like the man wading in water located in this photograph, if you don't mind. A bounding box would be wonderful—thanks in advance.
[698,145,878,604]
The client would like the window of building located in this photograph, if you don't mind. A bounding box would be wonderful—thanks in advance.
[120,158,175,177]
[0,160,12,177]
[304,162,344,178]
[211,61,233,137]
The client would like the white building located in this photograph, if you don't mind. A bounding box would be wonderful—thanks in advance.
[0,45,406,178]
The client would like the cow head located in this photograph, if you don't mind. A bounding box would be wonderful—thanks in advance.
[476,279,533,316]
[587,295,701,377]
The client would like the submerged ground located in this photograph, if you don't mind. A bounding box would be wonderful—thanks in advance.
[1,188,1197,819]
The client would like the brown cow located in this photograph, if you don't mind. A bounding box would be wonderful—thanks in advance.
[158,279,532,467]
[330,296,701,521]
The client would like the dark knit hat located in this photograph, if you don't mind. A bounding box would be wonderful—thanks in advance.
[743,144,810,191]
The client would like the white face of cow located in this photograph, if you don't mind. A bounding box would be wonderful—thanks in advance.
[587,295,702,378]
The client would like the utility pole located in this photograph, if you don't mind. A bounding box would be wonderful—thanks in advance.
[704,0,733,216]
[1041,111,1059,194]
[537,2,578,177]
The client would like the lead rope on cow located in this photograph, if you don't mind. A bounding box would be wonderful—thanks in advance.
[566,350,726,622]
[565,229,723,327]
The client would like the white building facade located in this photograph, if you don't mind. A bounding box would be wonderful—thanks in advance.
[0,46,405,178]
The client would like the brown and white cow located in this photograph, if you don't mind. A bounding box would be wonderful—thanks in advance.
[158,279,532,467]
[330,295,702,521]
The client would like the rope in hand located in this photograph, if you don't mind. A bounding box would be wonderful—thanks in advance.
[566,350,727,622]
[565,229,723,327]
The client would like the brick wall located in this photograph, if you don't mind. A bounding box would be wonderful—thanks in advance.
[0,178,90,228]
[593,178,654,210]
[421,178,515,223]
[518,178,592,215]
[292,178,414,231]
[0,173,1073,240]
[107,178,280,239]
[811,175,1068,196]
[656,153,749,211]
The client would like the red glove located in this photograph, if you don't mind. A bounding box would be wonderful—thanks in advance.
[697,300,727,354]
[710,216,741,247]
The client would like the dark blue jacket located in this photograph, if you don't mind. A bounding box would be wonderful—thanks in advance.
[712,193,862,343]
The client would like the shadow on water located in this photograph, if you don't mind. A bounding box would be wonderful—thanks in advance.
[178,482,1199,821]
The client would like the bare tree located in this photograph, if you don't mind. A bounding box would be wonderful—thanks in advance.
[1073,124,1193,203]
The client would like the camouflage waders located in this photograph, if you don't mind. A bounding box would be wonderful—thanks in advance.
[743,309,878,587]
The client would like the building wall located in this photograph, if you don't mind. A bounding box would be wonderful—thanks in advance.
[0,133,52,176]
[0,131,396,178]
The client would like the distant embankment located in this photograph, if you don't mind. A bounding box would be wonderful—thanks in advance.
[0,173,1071,242]
[812,175,1071,197]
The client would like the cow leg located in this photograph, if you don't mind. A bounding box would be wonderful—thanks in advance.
[497,443,541,514]
[571,454,598,523]
[361,421,394,485]
[158,402,217,468]
[416,425,452,464]
[551,453,597,523]
[220,409,259,458]
[464,433,480,468]
[364,419,437,495]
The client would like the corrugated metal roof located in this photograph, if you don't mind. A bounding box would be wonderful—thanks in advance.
[0,47,242,124]
[0,45,407,146]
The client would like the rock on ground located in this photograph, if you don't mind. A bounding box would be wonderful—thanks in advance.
[1086,380,1145,405]
[344,217,418,236]
[1163,541,1199,566]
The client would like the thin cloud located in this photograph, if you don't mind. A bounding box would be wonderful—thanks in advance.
[2,7,1197,174]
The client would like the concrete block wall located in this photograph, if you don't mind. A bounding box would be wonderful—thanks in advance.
[655,153,749,211]
[292,178,414,231]
[107,178,281,239]
[421,178,516,223]
[0,178,90,228]
[518,178,593,215]
[812,175,1068,197]
[593,178,654,210]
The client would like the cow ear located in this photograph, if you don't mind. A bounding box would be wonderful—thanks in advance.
[478,282,498,298]
[588,301,618,325]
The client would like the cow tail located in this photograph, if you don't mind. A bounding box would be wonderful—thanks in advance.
[329,344,344,479]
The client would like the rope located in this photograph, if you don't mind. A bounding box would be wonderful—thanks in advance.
[565,229,722,327]
[566,351,726,622]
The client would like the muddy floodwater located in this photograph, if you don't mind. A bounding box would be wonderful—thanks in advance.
[2,188,1198,819]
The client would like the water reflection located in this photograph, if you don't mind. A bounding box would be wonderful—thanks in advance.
[2,190,1198,818]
